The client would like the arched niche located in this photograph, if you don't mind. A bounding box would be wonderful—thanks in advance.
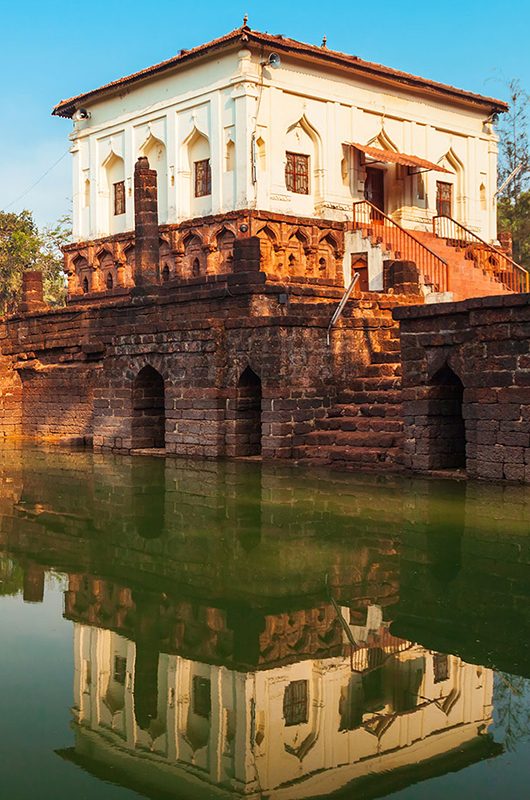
[233,367,262,456]
[132,365,166,450]
[285,115,322,201]
[183,127,212,218]
[102,151,126,235]
[215,228,235,272]
[140,134,168,223]
[182,233,204,278]
[437,148,465,222]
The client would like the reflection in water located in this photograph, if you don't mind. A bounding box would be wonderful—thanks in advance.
[1,448,530,798]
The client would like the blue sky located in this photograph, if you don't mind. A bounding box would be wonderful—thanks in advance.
[1,0,529,228]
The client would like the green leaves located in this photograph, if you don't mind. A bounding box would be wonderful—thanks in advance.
[0,210,70,314]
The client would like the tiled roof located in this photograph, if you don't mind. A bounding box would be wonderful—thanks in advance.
[52,26,508,118]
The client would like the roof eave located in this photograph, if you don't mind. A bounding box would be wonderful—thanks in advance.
[52,28,509,119]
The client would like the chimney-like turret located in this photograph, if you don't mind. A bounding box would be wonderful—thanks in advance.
[20,270,46,313]
[134,156,160,286]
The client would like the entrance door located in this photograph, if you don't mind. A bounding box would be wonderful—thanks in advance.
[436,181,453,217]
[364,168,385,212]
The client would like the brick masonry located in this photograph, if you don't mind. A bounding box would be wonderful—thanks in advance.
[1,156,528,481]
[395,294,530,482]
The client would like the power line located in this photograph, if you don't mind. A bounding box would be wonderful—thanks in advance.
[2,148,70,211]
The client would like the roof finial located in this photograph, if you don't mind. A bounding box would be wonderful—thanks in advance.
[243,13,249,27]
[321,34,327,48]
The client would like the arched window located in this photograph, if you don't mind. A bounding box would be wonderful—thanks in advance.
[106,272,114,290]
[162,264,170,282]
[284,116,321,200]
[102,151,126,235]
[82,276,89,294]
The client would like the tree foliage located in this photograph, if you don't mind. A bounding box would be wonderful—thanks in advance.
[0,209,69,315]
[496,79,530,268]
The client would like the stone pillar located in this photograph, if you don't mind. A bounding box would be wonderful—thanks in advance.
[232,237,261,273]
[23,562,45,603]
[134,156,160,287]
[20,271,46,313]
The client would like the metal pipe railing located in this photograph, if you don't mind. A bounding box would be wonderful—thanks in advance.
[433,214,529,293]
[353,200,449,293]
[326,271,360,345]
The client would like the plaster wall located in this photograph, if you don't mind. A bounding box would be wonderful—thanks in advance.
[68,43,499,244]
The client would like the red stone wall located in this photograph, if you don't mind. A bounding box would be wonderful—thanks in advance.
[63,210,346,298]
[395,294,530,482]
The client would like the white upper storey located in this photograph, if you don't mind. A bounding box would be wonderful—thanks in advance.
[55,27,505,244]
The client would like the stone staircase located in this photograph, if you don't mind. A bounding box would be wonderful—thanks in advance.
[412,230,514,301]
[294,329,405,470]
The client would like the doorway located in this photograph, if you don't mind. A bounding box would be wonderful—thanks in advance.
[365,168,385,212]
[132,366,165,450]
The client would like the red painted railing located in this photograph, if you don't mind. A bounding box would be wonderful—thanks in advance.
[433,215,529,293]
[353,200,449,293]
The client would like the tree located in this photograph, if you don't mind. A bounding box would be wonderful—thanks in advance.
[0,209,69,315]
[496,79,530,267]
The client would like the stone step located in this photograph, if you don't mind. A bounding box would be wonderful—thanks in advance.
[337,386,402,403]
[317,416,403,433]
[371,350,401,364]
[293,444,403,467]
[302,429,403,448]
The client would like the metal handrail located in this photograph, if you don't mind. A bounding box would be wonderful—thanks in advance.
[433,214,529,293]
[352,200,448,293]
[327,271,360,345]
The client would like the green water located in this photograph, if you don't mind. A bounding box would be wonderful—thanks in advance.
[1,447,530,800]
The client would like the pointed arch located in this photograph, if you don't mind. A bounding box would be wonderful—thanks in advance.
[287,229,308,273]
[425,362,466,469]
[435,147,465,221]
[101,150,126,234]
[285,114,322,200]
[368,127,399,153]
[182,232,204,278]
[182,126,212,216]
[233,367,262,456]
[256,225,278,271]
[132,365,165,450]
[215,227,236,272]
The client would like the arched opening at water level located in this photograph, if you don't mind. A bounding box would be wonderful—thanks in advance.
[428,364,466,470]
[132,366,165,450]
[234,367,262,457]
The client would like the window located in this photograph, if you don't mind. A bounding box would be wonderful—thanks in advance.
[193,676,211,718]
[283,680,308,726]
[194,159,211,197]
[162,264,170,282]
[433,653,449,683]
[285,152,309,194]
[436,181,452,218]
[113,655,127,685]
[114,180,126,216]
[106,272,114,290]
[82,276,89,294]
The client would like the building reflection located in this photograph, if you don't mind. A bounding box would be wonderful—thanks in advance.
[0,450,522,796]
[61,574,497,799]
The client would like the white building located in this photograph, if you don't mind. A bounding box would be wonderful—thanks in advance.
[69,609,495,798]
[55,23,505,247]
